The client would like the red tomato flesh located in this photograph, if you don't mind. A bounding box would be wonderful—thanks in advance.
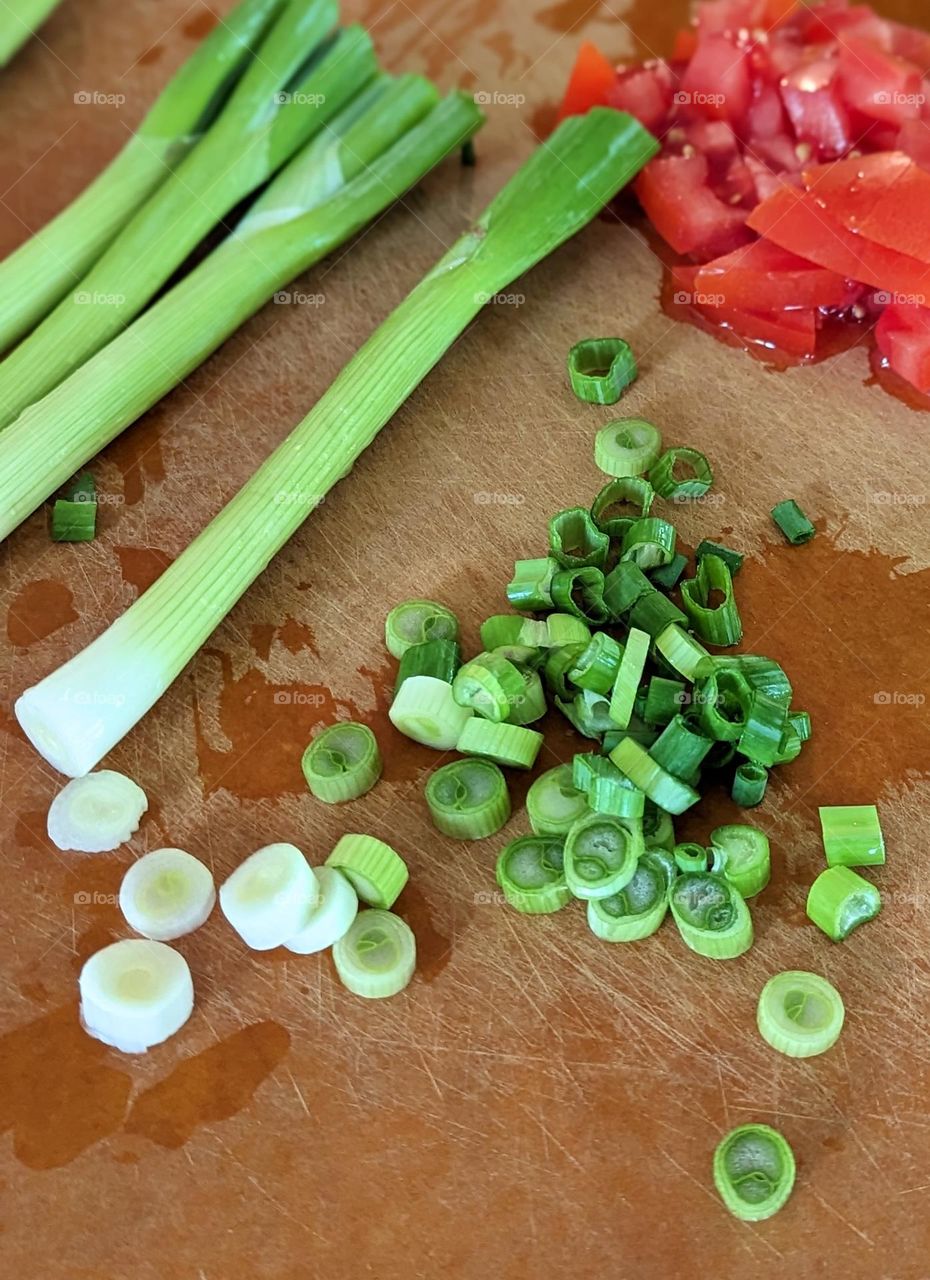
[802,152,930,265]
[837,36,924,125]
[693,239,859,308]
[557,42,616,121]
[635,153,754,259]
[876,305,930,390]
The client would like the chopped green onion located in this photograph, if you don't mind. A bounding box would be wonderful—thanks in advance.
[543,644,587,700]
[655,624,710,680]
[550,568,609,624]
[669,872,753,959]
[457,718,543,770]
[648,447,713,500]
[52,470,98,543]
[79,938,194,1053]
[643,802,676,851]
[641,844,678,888]
[527,765,589,836]
[694,667,753,742]
[774,723,803,765]
[757,971,845,1059]
[453,652,525,723]
[608,628,650,729]
[709,824,771,898]
[806,866,881,940]
[220,842,318,951]
[46,769,147,853]
[674,842,710,874]
[737,692,788,767]
[610,736,700,814]
[508,668,548,725]
[696,655,792,707]
[494,644,546,670]
[326,834,408,910]
[696,540,743,575]
[819,805,885,867]
[386,599,459,660]
[587,857,668,941]
[621,517,677,570]
[713,1125,795,1223]
[549,508,610,570]
[788,710,812,742]
[650,714,713,777]
[567,337,637,405]
[569,632,623,694]
[518,619,551,648]
[649,553,689,591]
[425,759,510,839]
[603,560,653,620]
[593,418,661,478]
[591,475,654,539]
[680,553,742,647]
[119,847,216,942]
[301,722,382,804]
[563,812,642,900]
[557,689,614,739]
[771,499,815,545]
[496,836,571,914]
[479,615,524,650]
[395,639,461,691]
[732,761,768,807]
[389,675,472,750]
[629,589,688,638]
[333,909,416,999]
[546,613,592,646]
[643,677,687,726]
[506,557,557,611]
[573,754,645,817]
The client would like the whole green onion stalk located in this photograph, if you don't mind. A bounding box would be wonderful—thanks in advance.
[0,0,62,66]
[0,0,287,352]
[15,108,659,777]
[0,80,474,542]
[0,0,378,428]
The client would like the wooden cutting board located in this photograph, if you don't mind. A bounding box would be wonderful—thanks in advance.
[0,2,928,1277]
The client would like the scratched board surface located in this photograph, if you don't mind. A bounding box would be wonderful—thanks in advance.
[0,1,928,1277]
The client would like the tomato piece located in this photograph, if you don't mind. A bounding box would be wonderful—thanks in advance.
[635,153,754,258]
[557,41,617,121]
[744,155,799,202]
[780,59,852,159]
[715,154,758,205]
[693,239,857,308]
[607,61,674,134]
[753,133,803,172]
[798,3,892,50]
[897,119,930,172]
[671,28,699,63]
[747,81,790,140]
[683,120,738,157]
[695,0,796,34]
[837,36,924,125]
[679,33,753,124]
[876,305,930,391]
[695,299,819,355]
[888,21,930,74]
[802,152,930,265]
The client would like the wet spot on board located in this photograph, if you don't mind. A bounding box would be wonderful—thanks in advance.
[182,9,219,40]
[114,545,171,595]
[249,618,318,663]
[136,43,164,66]
[396,883,452,984]
[6,580,76,647]
[106,420,166,506]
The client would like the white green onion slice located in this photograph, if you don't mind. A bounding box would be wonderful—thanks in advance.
[425,759,510,840]
[301,722,382,803]
[819,804,885,867]
[757,970,845,1059]
[586,857,668,941]
[325,834,408,909]
[452,652,525,722]
[285,866,359,954]
[609,737,700,815]
[669,872,753,959]
[219,843,319,951]
[119,848,216,941]
[385,599,459,660]
[593,418,661,478]
[47,770,147,853]
[389,675,472,750]
[526,765,590,836]
[713,1124,796,1222]
[79,939,194,1054]
[608,627,650,729]
[496,836,570,914]
[806,866,880,941]
[564,812,643,900]
[456,719,543,770]
[332,909,416,999]
[709,824,771,899]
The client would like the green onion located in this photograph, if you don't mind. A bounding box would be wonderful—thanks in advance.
[457,719,543,770]
[0,0,285,353]
[774,723,803,765]
[14,107,661,778]
[549,508,610,570]
[629,589,687,638]
[453,652,525,722]
[788,710,812,742]
[569,632,622,694]
[669,872,753,959]
[285,866,358,955]
[643,802,676,851]
[621,517,677,570]
[602,560,653,620]
[479,616,524,649]
[556,689,614,739]
[51,471,97,543]
[648,447,713,500]
[47,770,147,853]
[696,540,743,575]
[643,677,686,726]
[806,866,881,941]
[731,761,768,807]
[333,909,416,999]
[587,857,668,941]
[593,418,661,477]
[655,624,710,680]
[563,812,643,900]
[395,639,461,691]
[543,644,587,701]
[674,843,710,874]
[325,833,408,909]
[610,736,700,814]
[425,759,510,839]
[545,614,591,646]
[526,765,589,836]
[506,558,557,611]
[591,475,654,539]
[757,970,845,1059]
[771,499,815,545]
[709,824,770,898]
[680,553,742,647]
[642,845,677,889]
[819,804,885,867]
[573,754,645,817]
[650,714,713,777]
[696,655,792,707]
[507,668,548,725]
[495,644,546,670]
[567,337,637,405]
[694,668,753,742]
[713,1125,795,1222]
[386,599,459,660]
[301,722,382,803]
[649,553,688,591]
[608,628,650,729]
[496,836,571,914]
[389,675,472,750]
[550,568,609,624]
[737,692,788,766]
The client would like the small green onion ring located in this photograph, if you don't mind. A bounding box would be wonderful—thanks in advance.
[496,835,570,914]
[550,567,609,623]
[452,653,525,723]
[819,804,885,868]
[593,417,661,477]
[591,475,654,539]
[709,824,771,898]
[506,557,558,611]
[669,872,753,959]
[680,553,742,647]
[731,761,768,807]
[569,631,623,695]
[527,765,590,836]
[620,516,677,570]
[563,811,643,900]
[456,718,544,770]
[302,723,382,804]
[648,447,713,500]
[586,857,668,941]
[567,337,637,405]
[806,866,881,941]
[549,507,610,570]
[757,970,845,1059]
[713,1124,795,1222]
[425,759,510,840]
[385,599,458,660]
[771,499,815,545]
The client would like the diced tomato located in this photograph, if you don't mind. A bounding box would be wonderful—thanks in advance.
[780,59,852,159]
[799,3,892,50]
[753,133,802,171]
[695,298,819,355]
[876,304,930,391]
[744,154,798,201]
[693,238,858,308]
[695,0,797,35]
[635,153,755,259]
[679,33,753,124]
[747,81,790,138]
[607,61,675,134]
[684,120,738,156]
[802,152,930,265]
[897,119,930,172]
[715,154,757,205]
[671,28,700,64]
[557,41,617,121]
[837,36,924,125]
[888,21,930,73]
